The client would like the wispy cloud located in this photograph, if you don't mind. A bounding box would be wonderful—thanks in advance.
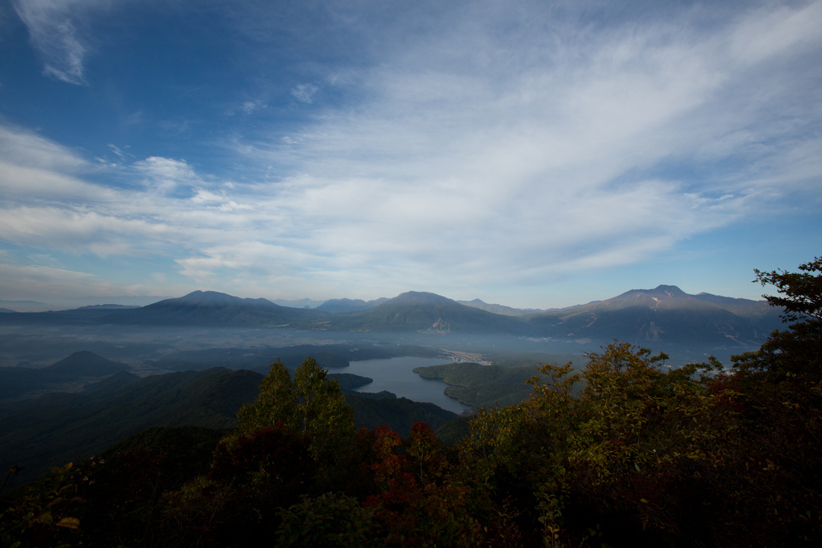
[1,1,820,304]
[0,262,179,305]
[12,0,108,84]
[291,83,318,103]
[222,1,821,290]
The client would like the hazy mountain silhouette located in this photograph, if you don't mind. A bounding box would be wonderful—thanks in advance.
[320,291,528,334]
[458,298,548,316]
[0,351,132,400]
[316,297,388,314]
[106,290,325,326]
[0,287,781,347]
[43,350,130,380]
[526,285,781,345]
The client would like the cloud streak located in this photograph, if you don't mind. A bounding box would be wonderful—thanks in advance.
[1,1,821,305]
[13,0,106,84]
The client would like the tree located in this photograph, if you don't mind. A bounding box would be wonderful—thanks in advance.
[237,358,354,451]
[236,357,355,484]
[462,343,731,546]
[754,256,822,321]
[699,257,822,545]
[735,256,822,377]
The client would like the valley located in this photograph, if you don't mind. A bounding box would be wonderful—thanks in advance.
[0,284,786,492]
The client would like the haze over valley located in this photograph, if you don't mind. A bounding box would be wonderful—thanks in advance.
[0,281,789,489]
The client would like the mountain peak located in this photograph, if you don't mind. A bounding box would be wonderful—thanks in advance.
[44,351,130,376]
[650,285,687,296]
[178,290,236,303]
[149,290,279,310]
[618,285,688,300]
[389,292,455,305]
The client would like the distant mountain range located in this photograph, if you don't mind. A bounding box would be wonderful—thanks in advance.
[0,286,785,347]
[104,290,322,326]
[271,297,326,309]
[316,297,389,313]
[457,299,550,316]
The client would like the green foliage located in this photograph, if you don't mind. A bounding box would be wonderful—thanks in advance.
[435,416,472,445]
[163,424,316,547]
[754,256,822,322]
[345,393,457,437]
[462,343,738,545]
[0,462,82,548]
[237,357,355,473]
[277,492,376,547]
[695,258,822,545]
[734,257,822,379]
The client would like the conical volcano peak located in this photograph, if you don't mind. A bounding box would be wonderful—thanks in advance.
[616,285,687,300]
[652,285,687,295]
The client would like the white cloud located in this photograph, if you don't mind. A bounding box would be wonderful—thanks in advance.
[12,0,110,84]
[241,100,267,114]
[133,157,202,195]
[0,261,182,304]
[291,83,319,103]
[730,1,822,64]
[2,1,821,303]
[0,124,89,171]
[217,0,821,294]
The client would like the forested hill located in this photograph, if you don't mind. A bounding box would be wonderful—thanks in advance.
[0,351,130,400]
[0,363,459,490]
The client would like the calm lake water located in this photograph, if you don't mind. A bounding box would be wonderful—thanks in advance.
[343,356,472,414]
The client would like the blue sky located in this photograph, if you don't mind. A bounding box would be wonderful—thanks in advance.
[0,0,820,310]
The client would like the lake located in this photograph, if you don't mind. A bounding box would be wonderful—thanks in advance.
[343,356,472,414]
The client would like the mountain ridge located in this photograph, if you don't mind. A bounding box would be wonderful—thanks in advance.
[0,286,781,346]
[316,291,529,334]
[527,284,780,345]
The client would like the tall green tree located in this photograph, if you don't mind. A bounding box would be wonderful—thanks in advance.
[710,257,822,545]
[735,256,822,378]
[236,357,355,482]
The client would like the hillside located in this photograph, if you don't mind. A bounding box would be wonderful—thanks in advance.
[42,350,130,380]
[526,285,782,346]
[345,394,457,437]
[0,351,132,400]
[0,361,462,489]
[316,297,388,313]
[458,298,548,316]
[104,290,325,326]
[414,361,564,408]
[0,367,262,489]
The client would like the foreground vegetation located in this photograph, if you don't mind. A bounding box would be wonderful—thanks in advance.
[2,259,820,547]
